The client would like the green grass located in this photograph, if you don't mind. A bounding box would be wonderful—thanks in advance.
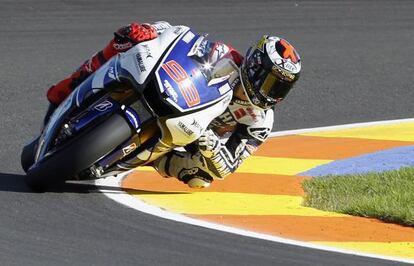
[302,167,414,226]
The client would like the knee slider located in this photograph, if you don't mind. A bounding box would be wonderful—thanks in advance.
[178,167,213,184]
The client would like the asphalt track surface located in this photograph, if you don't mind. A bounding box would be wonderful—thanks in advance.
[0,0,413,265]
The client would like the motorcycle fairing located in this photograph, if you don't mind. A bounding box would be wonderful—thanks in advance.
[114,26,232,113]
[118,26,189,87]
[32,25,234,173]
[155,30,232,113]
[35,57,121,163]
[35,86,78,163]
[164,91,233,146]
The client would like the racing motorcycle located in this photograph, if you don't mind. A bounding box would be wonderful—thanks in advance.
[21,26,233,191]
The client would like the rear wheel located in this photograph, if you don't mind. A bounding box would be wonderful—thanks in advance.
[25,114,132,192]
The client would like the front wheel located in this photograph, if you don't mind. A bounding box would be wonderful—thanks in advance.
[21,136,39,173]
[25,114,132,192]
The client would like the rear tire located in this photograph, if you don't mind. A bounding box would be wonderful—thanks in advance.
[25,114,132,192]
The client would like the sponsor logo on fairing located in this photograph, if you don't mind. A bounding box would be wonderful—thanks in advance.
[163,80,178,102]
[122,143,137,156]
[173,26,184,35]
[218,83,231,95]
[187,36,207,57]
[230,76,240,89]
[152,21,171,32]
[162,60,200,107]
[125,109,140,129]
[177,121,194,136]
[94,100,113,112]
[191,119,203,134]
[182,31,195,44]
[135,54,147,72]
[141,44,153,59]
[222,94,231,106]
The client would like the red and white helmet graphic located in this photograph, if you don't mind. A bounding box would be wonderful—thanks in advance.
[240,35,301,109]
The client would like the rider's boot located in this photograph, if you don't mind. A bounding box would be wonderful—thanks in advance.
[153,152,213,188]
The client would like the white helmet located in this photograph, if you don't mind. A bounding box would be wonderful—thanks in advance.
[240,35,301,109]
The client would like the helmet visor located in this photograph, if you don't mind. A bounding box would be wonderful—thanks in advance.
[242,64,293,109]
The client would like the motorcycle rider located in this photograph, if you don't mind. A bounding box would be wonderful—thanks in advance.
[46,21,301,188]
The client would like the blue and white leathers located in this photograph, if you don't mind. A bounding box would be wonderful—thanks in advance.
[150,24,275,188]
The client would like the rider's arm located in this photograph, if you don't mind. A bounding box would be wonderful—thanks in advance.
[199,109,274,179]
[47,22,159,105]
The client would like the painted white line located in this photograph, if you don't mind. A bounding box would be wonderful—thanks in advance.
[96,118,414,264]
[270,117,414,137]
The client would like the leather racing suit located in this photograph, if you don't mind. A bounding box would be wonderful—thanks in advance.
[46,22,274,188]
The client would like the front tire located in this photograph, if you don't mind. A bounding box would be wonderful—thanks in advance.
[25,114,132,192]
[21,136,39,173]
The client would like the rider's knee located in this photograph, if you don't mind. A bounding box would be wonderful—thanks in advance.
[178,168,213,189]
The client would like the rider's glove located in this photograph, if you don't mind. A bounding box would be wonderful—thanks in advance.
[198,130,221,158]
[113,22,158,52]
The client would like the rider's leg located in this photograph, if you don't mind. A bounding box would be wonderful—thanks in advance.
[45,22,158,108]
